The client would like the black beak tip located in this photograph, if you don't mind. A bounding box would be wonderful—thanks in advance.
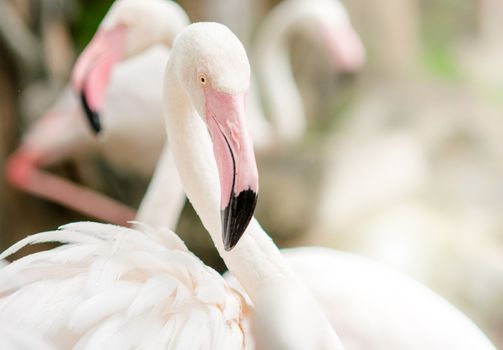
[80,92,102,135]
[222,189,258,251]
[223,236,237,252]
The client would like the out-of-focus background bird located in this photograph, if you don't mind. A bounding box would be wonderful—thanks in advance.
[0,0,502,347]
[6,0,189,228]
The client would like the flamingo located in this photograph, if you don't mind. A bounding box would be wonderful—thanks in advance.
[78,8,496,344]
[253,0,365,143]
[71,1,496,348]
[67,1,496,346]
[0,22,497,350]
[0,22,345,349]
[5,0,189,228]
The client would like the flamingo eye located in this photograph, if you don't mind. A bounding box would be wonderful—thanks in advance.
[199,74,207,85]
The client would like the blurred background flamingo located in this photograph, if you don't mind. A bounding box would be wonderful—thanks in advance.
[5,0,189,228]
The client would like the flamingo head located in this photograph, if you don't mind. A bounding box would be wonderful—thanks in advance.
[301,0,366,72]
[169,23,258,250]
[72,0,189,134]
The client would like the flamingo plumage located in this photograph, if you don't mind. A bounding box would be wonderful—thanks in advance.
[0,260,57,350]
[0,324,56,350]
[0,223,250,349]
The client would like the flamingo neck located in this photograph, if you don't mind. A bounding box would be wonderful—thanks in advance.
[162,51,345,350]
[164,68,297,300]
[135,143,185,230]
[254,3,306,142]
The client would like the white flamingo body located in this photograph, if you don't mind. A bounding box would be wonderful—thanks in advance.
[0,223,249,349]
[223,248,497,349]
[281,248,496,350]
[0,261,58,350]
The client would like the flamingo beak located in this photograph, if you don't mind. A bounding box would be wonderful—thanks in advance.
[72,26,127,134]
[324,24,366,72]
[205,88,259,251]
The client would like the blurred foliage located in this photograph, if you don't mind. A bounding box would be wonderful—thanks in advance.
[421,42,463,80]
[420,0,475,80]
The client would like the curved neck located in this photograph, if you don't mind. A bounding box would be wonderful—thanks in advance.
[163,56,345,350]
[254,4,306,142]
[135,143,185,230]
[163,66,296,299]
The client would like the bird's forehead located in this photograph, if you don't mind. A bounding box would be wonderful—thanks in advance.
[205,46,250,94]
[177,23,251,94]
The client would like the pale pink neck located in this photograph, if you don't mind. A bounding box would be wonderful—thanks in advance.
[162,59,345,349]
[163,69,296,300]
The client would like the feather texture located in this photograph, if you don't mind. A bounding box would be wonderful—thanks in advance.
[0,222,250,349]
[0,325,57,350]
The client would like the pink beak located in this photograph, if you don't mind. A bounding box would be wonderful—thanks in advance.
[205,88,259,250]
[72,26,127,134]
[324,24,366,72]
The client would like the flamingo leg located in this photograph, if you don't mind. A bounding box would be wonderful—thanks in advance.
[6,147,137,226]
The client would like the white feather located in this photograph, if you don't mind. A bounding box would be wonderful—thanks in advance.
[69,282,140,332]
[127,276,178,318]
[0,229,102,260]
[0,325,57,350]
[0,222,250,349]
